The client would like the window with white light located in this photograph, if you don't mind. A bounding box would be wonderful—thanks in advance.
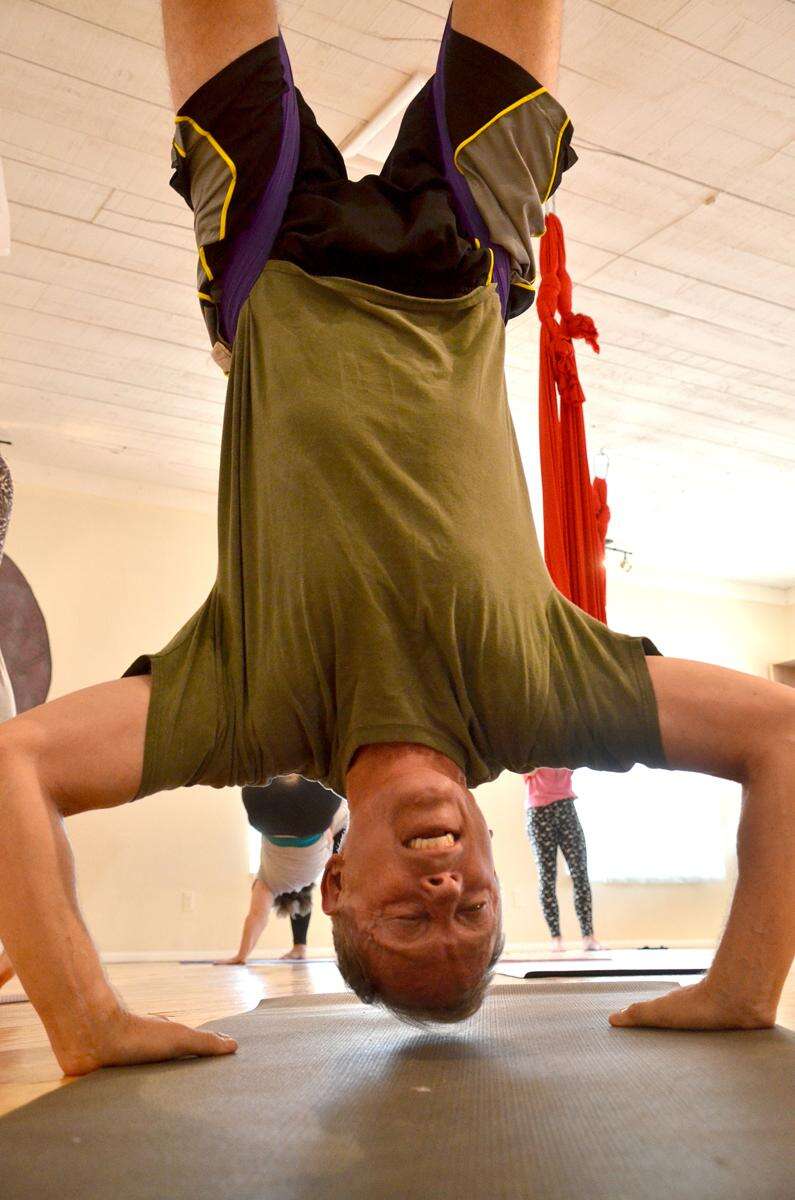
[573,766,738,883]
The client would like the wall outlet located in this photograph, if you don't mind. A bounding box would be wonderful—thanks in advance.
[180,890,196,913]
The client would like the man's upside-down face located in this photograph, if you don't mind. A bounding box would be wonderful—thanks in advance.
[322,766,501,1011]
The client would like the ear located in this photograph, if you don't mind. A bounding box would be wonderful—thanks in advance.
[320,853,343,915]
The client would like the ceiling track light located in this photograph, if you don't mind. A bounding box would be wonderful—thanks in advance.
[605,539,633,573]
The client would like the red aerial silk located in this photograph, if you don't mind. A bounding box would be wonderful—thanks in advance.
[534,215,610,792]
[536,213,608,624]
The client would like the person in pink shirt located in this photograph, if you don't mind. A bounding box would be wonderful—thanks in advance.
[523,768,602,952]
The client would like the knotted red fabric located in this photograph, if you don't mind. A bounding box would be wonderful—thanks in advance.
[536,212,608,623]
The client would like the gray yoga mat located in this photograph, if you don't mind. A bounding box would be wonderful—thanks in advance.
[2,982,793,1200]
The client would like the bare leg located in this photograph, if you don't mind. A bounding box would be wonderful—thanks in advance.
[0,679,236,1073]
[611,658,795,1030]
[162,0,278,109]
[452,0,563,91]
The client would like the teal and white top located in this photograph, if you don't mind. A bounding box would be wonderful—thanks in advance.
[256,799,349,896]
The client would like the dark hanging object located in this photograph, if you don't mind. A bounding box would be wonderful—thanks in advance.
[0,555,52,713]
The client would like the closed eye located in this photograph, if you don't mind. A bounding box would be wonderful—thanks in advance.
[392,904,485,921]
[384,901,490,927]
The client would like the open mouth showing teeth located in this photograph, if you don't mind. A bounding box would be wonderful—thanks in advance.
[404,832,459,850]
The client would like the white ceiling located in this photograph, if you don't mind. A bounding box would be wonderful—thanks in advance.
[1,0,794,588]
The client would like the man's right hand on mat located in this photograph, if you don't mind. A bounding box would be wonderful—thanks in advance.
[213,957,247,966]
[56,1012,238,1077]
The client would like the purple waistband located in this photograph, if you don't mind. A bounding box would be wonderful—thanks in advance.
[219,35,301,344]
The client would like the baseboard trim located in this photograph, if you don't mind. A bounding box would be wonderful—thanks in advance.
[100,951,336,963]
[100,939,715,963]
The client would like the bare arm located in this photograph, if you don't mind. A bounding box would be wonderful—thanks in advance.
[611,658,795,1030]
[0,679,236,1073]
[162,0,279,110]
[215,878,274,965]
[452,0,563,92]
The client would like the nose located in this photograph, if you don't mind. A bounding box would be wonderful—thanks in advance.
[421,873,462,902]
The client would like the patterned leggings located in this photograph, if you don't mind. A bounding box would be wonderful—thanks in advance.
[525,799,594,938]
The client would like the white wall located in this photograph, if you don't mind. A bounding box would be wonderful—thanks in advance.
[5,478,794,954]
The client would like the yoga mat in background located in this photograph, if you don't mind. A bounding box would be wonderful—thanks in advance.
[2,982,792,1200]
[498,947,714,979]
[505,966,708,979]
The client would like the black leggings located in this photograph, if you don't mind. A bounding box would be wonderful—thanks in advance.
[525,799,594,938]
[290,912,310,947]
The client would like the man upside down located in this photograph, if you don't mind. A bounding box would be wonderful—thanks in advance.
[0,0,792,1073]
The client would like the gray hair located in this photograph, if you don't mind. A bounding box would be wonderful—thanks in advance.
[332,911,505,1027]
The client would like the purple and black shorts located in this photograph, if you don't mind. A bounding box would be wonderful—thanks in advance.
[169,21,576,362]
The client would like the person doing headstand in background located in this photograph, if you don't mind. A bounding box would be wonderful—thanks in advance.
[216,775,348,965]
[524,768,601,952]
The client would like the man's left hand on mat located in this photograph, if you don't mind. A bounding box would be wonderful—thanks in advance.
[609,980,776,1031]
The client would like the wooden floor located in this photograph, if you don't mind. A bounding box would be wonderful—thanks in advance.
[1,957,793,1120]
